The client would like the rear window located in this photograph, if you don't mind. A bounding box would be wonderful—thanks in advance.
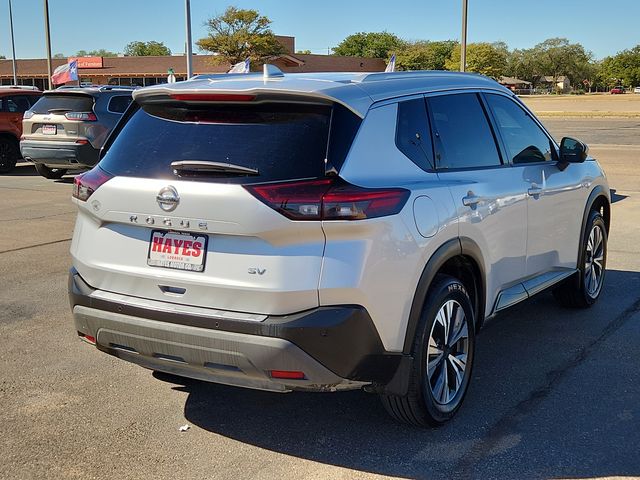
[107,95,132,114]
[99,101,345,183]
[30,94,94,114]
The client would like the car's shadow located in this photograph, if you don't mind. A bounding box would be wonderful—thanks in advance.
[610,188,628,204]
[153,269,640,479]
[4,163,38,176]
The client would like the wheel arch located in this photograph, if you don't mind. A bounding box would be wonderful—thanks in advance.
[579,186,611,265]
[401,237,486,355]
[0,131,20,146]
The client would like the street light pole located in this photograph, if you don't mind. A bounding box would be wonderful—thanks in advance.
[460,0,468,72]
[9,0,18,85]
[185,0,193,79]
[43,0,53,89]
[8,0,18,84]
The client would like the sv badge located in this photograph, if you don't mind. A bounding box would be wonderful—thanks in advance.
[248,268,266,275]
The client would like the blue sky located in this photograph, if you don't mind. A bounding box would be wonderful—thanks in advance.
[1,0,638,60]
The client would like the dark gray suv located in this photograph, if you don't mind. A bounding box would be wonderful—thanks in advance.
[20,86,135,179]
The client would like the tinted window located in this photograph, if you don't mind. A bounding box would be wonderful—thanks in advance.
[428,93,501,169]
[108,95,132,114]
[30,94,94,114]
[100,102,332,183]
[2,95,32,113]
[396,98,433,170]
[485,94,555,164]
[326,103,362,173]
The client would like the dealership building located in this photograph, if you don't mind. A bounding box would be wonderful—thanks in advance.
[0,36,386,90]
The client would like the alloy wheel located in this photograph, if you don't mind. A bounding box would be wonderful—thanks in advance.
[426,299,469,405]
[585,224,605,297]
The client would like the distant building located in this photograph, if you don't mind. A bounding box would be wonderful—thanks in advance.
[499,76,532,92]
[0,36,386,90]
[540,75,571,93]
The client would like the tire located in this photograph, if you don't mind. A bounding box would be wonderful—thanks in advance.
[553,209,607,308]
[381,274,476,426]
[34,163,67,179]
[0,137,19,174]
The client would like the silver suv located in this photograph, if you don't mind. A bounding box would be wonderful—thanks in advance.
[68,68,610,426]
[20,86,134,179]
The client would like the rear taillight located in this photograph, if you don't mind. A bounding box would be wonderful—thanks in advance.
[23,110,34,120]
[64,112,97,121]
[245,179,410,221]
[72,167,113,201]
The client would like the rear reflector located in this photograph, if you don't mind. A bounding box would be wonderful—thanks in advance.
[245,178,410,221]
[72,166,113,201]
[78,332,96,345]
[75,139,89,145]
[270,370,306,380]
[65,112,97,121]
[169,93,256,102]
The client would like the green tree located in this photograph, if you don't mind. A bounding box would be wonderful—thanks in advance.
[505,48,537,83]
[196,7,284,65]
[296,49,312,55]
[53,53,66,59]
[124,41,171,56]
[333,32,405,58]
[84,49,117,57]
[395,40,457,71]
[528,38,592,92]
[445,42,509,79]
[0,55,5,59]
[599,46,640,87]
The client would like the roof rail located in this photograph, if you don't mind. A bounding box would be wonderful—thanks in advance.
[351,70,476,84]
[0,85,40,91]
[98,85,139,91]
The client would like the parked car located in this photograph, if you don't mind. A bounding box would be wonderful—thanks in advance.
[0,87,42,173]
[634,86,640,94]
[20,86,135,179]
[68,68,610,426]
[610,86,625,94]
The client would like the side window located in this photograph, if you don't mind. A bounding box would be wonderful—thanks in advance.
[5,96,32,113]
[28,95,42,107]
[395,98,433,171]
[427,93,501,169]
[108,95,132,114]
[485,94,555,164]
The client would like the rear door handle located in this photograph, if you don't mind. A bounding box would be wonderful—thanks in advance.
[527,186,543,197]
[462,194,480,207]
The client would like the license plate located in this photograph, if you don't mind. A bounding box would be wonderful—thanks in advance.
[42,124,57,135]
[147,230,208,272]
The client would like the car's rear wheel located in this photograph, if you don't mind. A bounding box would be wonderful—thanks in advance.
[553,209,607,308]
[0,137,20,173]
[34,163,67,179]
[380,274,475,426]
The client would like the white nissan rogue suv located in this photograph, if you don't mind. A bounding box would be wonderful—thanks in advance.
[69,67,610,426]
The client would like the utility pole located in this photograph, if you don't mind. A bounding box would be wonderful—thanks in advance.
[460,0,468,72]
[184,0,193,79]
[8,0,17,84]
[43,0,53,89]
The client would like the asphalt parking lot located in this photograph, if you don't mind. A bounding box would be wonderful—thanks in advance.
[1,119,640,480]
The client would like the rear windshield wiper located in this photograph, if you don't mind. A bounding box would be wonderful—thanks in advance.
[170,160,259,176]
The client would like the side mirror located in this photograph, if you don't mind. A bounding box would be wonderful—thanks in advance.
[559,137,589,166]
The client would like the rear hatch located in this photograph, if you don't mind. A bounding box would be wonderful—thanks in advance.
[23,91,104,147]
[71,93,361,315]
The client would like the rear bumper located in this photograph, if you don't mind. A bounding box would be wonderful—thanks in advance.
[20,140,99,168]
[69,269,407,392]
